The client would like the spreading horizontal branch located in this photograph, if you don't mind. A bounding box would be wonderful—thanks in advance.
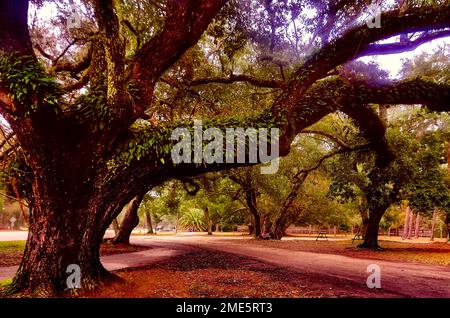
[128,0,229,116]
[189,74,284,88]
[300,129,349,148]
[359,29,450,57]
[294,143,370,178]
[354,78,450,111]
[53,47,92,74]
[100,75,448,206]
[272,3,450,120]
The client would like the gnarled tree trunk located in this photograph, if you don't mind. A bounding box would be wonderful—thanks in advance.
[113,194,144,245]
[359,209,384,249]
[7,189,126,295]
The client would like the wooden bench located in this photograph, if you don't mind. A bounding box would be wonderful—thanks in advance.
[352,233,364,243]
[316,229,328,241]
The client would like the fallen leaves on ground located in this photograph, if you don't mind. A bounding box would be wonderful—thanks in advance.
[80,251,397,298]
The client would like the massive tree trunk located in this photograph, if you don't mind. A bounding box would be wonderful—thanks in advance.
[359,209,384,249]
[7,190,125,295]
[113,194,144,245]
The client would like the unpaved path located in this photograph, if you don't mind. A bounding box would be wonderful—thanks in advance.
[1,235,449,297]
[0,243,195,282]
[138,235,450,298]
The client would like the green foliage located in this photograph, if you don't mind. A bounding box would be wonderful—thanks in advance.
[293,171,359,227]
[0,241,26,253]
[329,108,450,218]
[179,208,206,232]
[109,108,280,170]
[0,54,60,115]
[74,84,111,132]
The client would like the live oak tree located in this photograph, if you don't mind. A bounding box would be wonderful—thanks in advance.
[329,110,450,248]
[1,0,450,294]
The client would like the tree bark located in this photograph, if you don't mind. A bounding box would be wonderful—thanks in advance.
[204,207,213,235]
[414,213,420,239]
[403,204,409,239]
[430,209,436,241]
[408,208,414,239]
[0,0,33,55]
[446,213,450,242]
[245,189,262,238]
[271,210,290,240]
[359,210,384,249]
[113,194,144,245]
[270,174,306,240]
[7,192,120,295]
[145,211,154,234]
[112,218,120,236]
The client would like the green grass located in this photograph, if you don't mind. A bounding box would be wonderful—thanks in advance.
[0,278,12,287]
[0,241,26,253]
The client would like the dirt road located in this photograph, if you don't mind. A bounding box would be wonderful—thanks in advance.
[137,235,450,298]
[1,234,449,297]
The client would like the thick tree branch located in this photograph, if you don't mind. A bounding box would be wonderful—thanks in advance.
[0,0,33,55]
[92,0,126,103]
[62,71,90,92]
[300,129,348,148]
[295,144,370,179]
[189,74,284,88]
[271,3,450,123]
[359,30,450,57]
[35,43,55,61]
[98,75,441,213]
[53,47,92,74]
[128,0,229,117]
[355,78,450,111]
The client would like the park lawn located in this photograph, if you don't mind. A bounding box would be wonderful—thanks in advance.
[0,241,27,267]
[232,239,450,266]
[0,241,150,267]
[80,250,395,298]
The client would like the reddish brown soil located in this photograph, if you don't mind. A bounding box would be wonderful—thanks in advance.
[80,250,399,298]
